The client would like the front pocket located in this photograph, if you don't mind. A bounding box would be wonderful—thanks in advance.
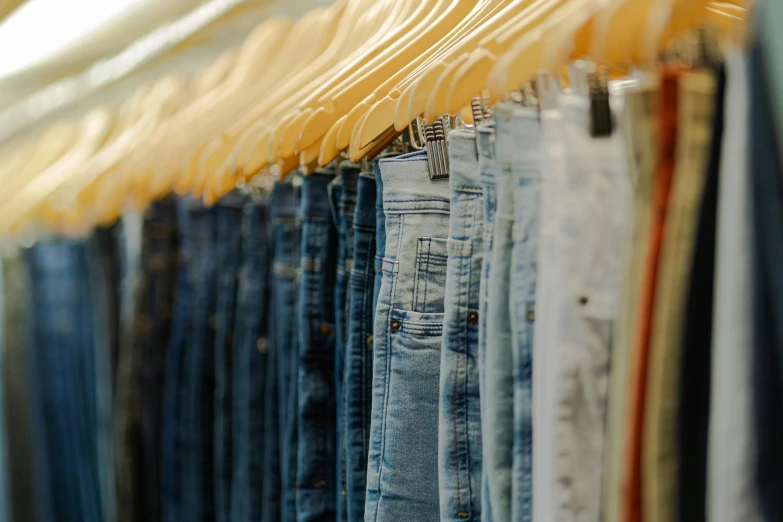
[412,237,449,313]
[389,309,445,350]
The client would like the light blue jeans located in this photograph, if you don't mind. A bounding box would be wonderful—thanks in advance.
[476,122,497,522]
[365,150,450,522]
[506,106,542,522]
[438,129,484,522]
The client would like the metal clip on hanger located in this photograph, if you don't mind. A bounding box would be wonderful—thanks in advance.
[417,115,450,180]
[588,66,613,137]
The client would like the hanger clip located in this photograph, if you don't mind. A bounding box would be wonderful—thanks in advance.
[588,67,613,137]
[418,116,450,180]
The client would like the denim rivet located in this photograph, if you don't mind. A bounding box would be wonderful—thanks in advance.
[320,324,333,336]
[467,311,479,325]
[579,296,589,306]
[390,319,402,332]
[366,335,374,347]
[526,309,535,323]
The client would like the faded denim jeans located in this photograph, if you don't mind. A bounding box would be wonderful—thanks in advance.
[365,150,450,522]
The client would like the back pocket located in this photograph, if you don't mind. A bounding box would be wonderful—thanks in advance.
[412,237,449,313]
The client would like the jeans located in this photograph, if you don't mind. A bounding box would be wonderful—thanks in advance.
[213,192,246,522]
[271,180,302,522]
[438,129,484,522]
[750,34,783,522]
[135,198,179,522]
[476,122,496,522]
[2,253,36,522]
[87,224,121,522]
[366,150,450,522]
[373,153,400,312]
[297,169,338,522]
[259,195,281,522]
[160,200,193,522]
[180,202,219,522]
[507,108,542,522]
[483,105,520,522]
[333,162,360,522]
[232,196,273,522]
[344,172,377,522]
[24,241,102,522]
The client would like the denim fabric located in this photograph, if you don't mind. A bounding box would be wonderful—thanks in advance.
[213,192,246,522]
[297,169,338,522]
[365,150,450,522]
[438,129,484,522]
[750,34,783,522]
[232,196,273,522]
[115,213,148,522]
[334,162,360,522]
[483,104,522,522]
[160,200,192,522]
[0,263,10,522]
[24,240,102,522]
[180,202,219,522]
[87,224,120,522]
[476,122,497,522]
[344,172,377,522]
[271,180,302,522]
[136,197,179,522]
[507,109,542,522]
[2,253,36,522]
[373,153,400,310]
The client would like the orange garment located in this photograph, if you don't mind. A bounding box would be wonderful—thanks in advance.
[623,70,681,522]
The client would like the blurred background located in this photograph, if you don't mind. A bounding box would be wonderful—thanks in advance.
[0,0,331,146]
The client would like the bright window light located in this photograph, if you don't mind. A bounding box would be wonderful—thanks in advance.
[0,0,144,79]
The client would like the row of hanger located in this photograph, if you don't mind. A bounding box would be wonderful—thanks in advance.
[0,0,750,237]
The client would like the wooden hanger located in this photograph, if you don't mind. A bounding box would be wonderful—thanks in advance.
[0,107,115,233]
[196,0,392,195]
[326,0,503,160]
[172,8,336,196]
[235,0,423,177]
[354,0,539,151]
[14,76,188,231]
[183,6,345,197]
[265,0,444,165]
[275,0,472,161]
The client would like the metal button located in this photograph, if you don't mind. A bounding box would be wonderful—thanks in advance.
[526,309,535,323]
[256,338,269,353]
[320,324,333,337]
[390,319,402,332]
[579,296,589,306]
[467,311,479,325]
[366,335,374,347]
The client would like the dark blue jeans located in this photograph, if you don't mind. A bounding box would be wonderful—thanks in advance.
[271,180,302,522]
[344,172,377,522]
[160,200,192,522]
[180,202,219,522]
[24,240,102,522]
[297,169,338,522]
[135,198,179,522]
[331,162,360,522]
[231,195,273,522]
[213,192,246,522]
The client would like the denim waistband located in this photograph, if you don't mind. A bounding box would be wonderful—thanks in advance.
[378,150,449,208]
[339,162,360,207]
[374,152,400,212]
[217,189,247,209]
[447,129,480,191]
[300,169,335,219]
[271,180,299,220]
[354,173,377,230]
[477,122,496,186]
